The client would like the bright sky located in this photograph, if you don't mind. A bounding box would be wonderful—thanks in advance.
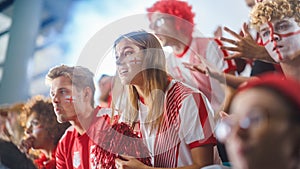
[63,0,252,78]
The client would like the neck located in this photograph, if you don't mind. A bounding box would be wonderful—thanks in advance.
[71,105,95,135]
[280,57,300,82]
[171,34,191,56]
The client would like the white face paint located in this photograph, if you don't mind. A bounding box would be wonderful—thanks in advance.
[65,95,77,103]
[259,18,300,62]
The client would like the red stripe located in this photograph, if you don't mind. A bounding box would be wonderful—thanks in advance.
[193,94,215,144]
[214,38,237,73]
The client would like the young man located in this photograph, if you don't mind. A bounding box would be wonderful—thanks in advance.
[250,0,300,82]
[97,74,113,108]
[147,0,236,113]
[45,65,108,169]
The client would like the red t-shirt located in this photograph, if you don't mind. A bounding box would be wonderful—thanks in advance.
[56,106,109,169]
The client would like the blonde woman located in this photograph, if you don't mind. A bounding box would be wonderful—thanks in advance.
[113,31,217,169]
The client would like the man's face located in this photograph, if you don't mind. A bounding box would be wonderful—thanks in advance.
[149,12,180,47]
[260,18,300,63]
[49,76,83,123]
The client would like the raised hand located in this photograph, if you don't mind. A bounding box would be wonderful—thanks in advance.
[220,23,272,62]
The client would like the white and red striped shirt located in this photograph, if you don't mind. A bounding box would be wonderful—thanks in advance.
[166,37,236,112]
[136,79,217,167]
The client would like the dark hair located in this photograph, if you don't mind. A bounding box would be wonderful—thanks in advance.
[24,96,70,145]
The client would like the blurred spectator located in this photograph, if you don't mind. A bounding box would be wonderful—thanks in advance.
[0,103,26,145]
[147,0,237,114]
[0,138,37,169]
[19,95,70,169]
[250,0,300,82]
[97,74,113,107]
[211,73,300,169]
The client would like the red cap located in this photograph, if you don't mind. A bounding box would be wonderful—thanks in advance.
[237,73,300,110]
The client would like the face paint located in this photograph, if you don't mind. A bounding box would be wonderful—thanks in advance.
[127,56,143,65]
[115,39,144,85]
[260,18,300,62]
[65,95,76,103]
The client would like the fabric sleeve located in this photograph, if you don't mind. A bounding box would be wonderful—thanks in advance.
[214,39,237,73]
[55,126,73,169]
[179,93,217,149]
[55,138,67,169]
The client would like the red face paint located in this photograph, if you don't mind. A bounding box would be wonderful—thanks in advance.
[65,95,76,103]
[261,19,300,62]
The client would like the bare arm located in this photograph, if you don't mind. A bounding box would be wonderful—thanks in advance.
[182,62,258,89]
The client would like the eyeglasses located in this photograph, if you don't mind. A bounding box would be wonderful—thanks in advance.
[215,107,268,143]
[149,17,172,29]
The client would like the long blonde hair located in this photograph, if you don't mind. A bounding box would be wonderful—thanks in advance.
[112,31,168,131]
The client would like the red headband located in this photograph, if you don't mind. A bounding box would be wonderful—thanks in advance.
[238,73,300,110]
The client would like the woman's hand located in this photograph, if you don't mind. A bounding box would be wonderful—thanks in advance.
[115,155,151,169]
[19,136,34,154]
[182,62,225,83]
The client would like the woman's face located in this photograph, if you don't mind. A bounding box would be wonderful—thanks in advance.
[225,88,294,169]
[260,18,300,63]
[115,38,144,85]
[25,113,51,149]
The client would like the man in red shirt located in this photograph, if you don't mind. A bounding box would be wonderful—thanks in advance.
[46,65,105,169]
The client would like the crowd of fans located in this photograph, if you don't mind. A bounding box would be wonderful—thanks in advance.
[0,0,299,169]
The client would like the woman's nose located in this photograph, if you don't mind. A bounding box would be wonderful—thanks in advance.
[25,126,32,135]
[116,56,125,66]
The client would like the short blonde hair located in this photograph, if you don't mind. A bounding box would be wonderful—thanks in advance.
[250,0,300,30]
[45,65,95,107]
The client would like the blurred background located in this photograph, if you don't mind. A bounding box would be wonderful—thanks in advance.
[0,0,251,105]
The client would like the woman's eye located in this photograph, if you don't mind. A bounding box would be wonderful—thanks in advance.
[124,51,133,56]
[31,120,40,126]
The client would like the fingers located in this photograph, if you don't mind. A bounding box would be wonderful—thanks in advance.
[193,65,207,75]
[115,158,123,169]
[220,46,240,52]
[19,137,34,154]
[219,111,229,119]
[224,53,243,60]
[182,62,207,74]
[115,155,134,169]
[219,37,237,46]
[223,26,242,40]
[242,22,250,36]
[182,62,197,71]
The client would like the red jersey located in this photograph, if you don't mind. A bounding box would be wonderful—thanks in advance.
[55,106,110,169]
